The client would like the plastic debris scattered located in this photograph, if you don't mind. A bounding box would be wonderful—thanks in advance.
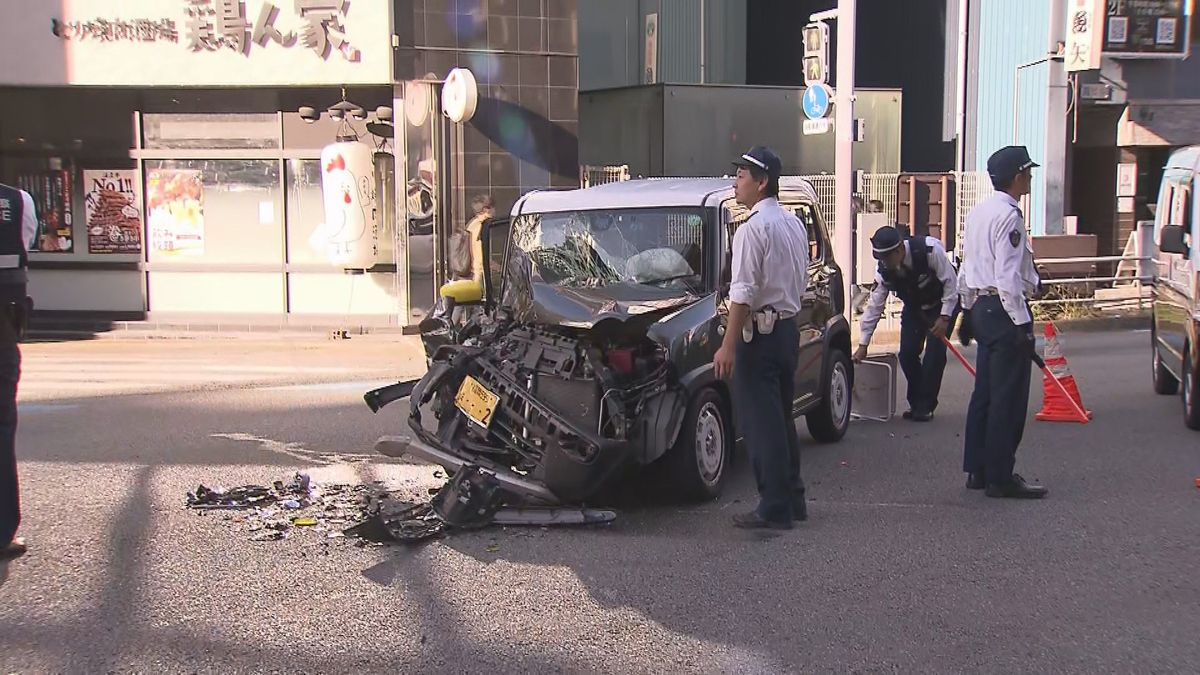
[186,467,617,546]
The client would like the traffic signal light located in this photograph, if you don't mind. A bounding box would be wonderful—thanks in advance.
[802,22,829,85]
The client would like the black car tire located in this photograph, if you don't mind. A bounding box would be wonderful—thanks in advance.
[807,349,852,443]
[663,388,730,501]
[1183,347,1200,431]
[1152,323,1179,395]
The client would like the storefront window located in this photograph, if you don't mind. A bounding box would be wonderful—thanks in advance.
[285,159,325,265]
[145,159,282,264]
[143,114,280,150]
[402,80,440,322]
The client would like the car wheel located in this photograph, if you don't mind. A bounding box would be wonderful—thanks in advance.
[1183,347,1200,430]
[806,349,852,443]
[663,388,730,501]
[1152,323,1179,395]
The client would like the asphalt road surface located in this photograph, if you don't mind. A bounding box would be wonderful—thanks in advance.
[2,330,1198,673]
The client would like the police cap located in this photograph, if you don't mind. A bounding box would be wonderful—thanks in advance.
[870,225,903,258]
[732,145,782,178]
[987,146,1040,183]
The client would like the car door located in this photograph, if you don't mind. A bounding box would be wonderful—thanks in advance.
[779,199,828,408]
[1155,171,1192,375]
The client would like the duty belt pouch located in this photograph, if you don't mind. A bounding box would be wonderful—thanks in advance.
[754,308,778,335]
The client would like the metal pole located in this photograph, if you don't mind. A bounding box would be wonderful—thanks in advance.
[699,0,706,84]
[954,0,969,173]
[835,0,857,320]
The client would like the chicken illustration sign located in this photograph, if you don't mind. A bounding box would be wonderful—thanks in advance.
[316,140,378,268]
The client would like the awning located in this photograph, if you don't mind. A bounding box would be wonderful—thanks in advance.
[1118,100,1200,147]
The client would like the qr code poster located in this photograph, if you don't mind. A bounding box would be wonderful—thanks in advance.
[1156,17,1177,45]
[1108,16,1129,43]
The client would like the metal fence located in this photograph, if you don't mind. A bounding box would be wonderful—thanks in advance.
[580,164,630,188]
[794,171,990,248]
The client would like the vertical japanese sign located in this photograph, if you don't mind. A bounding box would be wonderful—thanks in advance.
[147,169,205,256]
[1066,0,1106,71]
[84,170,143,254]
[17,170,73,252]
[644,14,658,84]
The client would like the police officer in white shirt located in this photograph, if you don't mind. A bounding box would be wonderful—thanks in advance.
[852,225,959,422]
[714,146,810,530]
[958,146,1047,499]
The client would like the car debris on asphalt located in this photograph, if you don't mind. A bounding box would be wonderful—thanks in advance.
[185,469,616,545]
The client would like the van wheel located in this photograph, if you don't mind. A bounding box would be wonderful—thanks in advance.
[807,350,852,443]
[1183,347,1200,430]
[1152,324,1178,395]
[663,388,730,501]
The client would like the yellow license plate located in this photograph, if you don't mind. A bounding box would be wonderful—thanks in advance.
[455,376,500,428]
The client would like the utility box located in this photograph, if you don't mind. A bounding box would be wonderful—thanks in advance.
[897,173,956,251]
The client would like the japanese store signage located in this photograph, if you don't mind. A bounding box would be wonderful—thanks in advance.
[1066,0,1106,71]
[0,0,391,86]
[1103,0,1192,57]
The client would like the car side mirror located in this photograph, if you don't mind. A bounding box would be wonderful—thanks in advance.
[1160,224,1190,256]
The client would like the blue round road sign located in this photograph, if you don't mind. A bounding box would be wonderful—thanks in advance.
[803,83,831,120]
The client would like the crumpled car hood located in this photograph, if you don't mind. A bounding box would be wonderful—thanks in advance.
[514,283,700,328]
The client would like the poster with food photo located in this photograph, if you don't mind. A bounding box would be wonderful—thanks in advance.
[84,170,142,254]
[17,169,73,252]
[147,168,205,256]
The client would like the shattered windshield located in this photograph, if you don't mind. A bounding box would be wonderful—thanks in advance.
[509,208,705,290]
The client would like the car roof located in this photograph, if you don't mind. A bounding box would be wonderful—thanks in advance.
[512,177,820,215]
[1166,145,1200,172]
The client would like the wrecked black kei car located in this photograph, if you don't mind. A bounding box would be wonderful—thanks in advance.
[367,177,852,506]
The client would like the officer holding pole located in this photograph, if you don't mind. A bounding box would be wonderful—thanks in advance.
[958,146,1047,499]
[0,181,37,559]
[852,225,959,422]
[713,146,811,530]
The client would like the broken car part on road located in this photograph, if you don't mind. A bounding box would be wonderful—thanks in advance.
[186,470,615,545]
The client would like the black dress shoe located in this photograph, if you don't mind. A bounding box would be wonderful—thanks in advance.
[907,410,934,422]
[733,512,793,530]
[985,474,1047,499]
[902,410,913,420]
[0,537,26,560]
[965,472,986,490]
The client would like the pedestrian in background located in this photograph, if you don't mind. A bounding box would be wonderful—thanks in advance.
[0,180,38,559]
[713,146,811,529]
[958,146,1047,499]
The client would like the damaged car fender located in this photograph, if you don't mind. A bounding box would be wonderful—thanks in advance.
[644,293,726,460]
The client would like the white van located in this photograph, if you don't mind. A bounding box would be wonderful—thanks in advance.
[1150,144,1200,430]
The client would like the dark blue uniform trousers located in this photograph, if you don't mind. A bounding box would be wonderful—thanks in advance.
[734,317,804,524]
[898,304,958,414]
[0,338,19,547]
[962,295,1032,484]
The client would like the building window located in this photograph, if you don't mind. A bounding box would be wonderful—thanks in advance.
[145,159,282,264]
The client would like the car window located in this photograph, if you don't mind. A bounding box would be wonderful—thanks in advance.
[486,219,510,302]
[508,208,705,292]
[787,203,825,264]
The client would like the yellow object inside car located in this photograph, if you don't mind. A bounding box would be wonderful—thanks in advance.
[440,279,484,304]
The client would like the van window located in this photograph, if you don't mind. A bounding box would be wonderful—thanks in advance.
[1169,182,1191,231]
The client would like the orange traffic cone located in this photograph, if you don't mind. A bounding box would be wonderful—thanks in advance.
[1035,322,1093,423]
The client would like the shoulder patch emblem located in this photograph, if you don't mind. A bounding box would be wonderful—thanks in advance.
[1009,229,1021,248]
